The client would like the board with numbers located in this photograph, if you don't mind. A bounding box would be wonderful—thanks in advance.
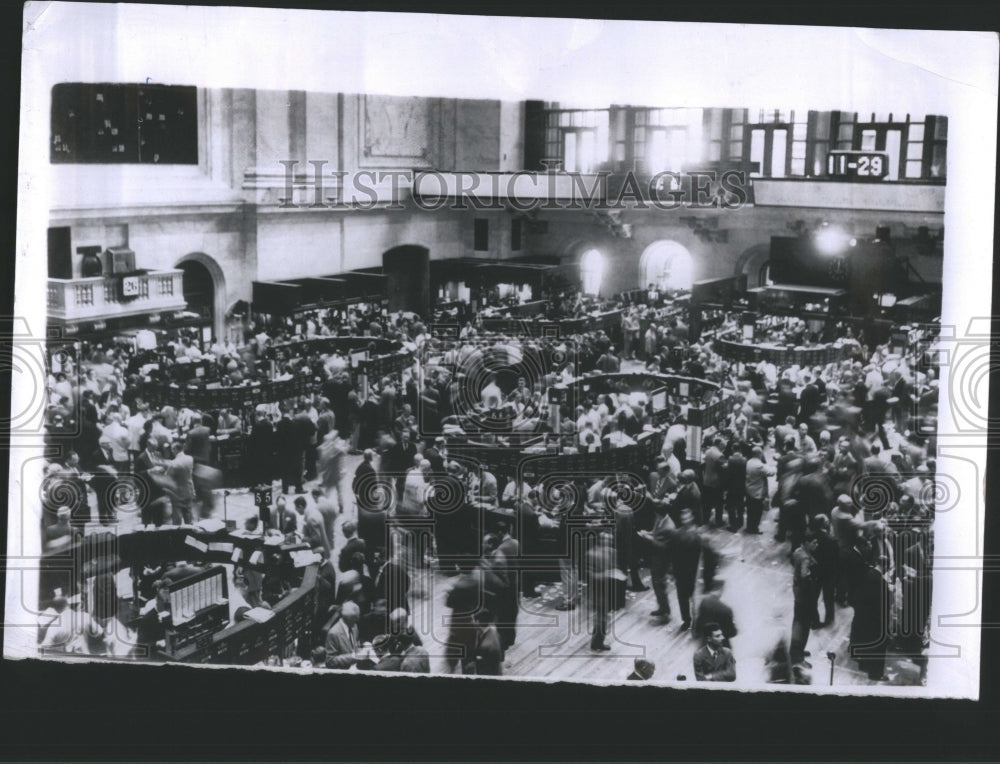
[51,83,198,164]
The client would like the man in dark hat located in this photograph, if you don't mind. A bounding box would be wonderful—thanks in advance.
[627,658,656,681]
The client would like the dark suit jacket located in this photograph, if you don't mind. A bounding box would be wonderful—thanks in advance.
[374,560,410,614]
[246,419,275,478]
[325,619,359,669]
[693,643,736,681]
[723,454,747,494]
[693,594,737,641]
[473,625,504,676]
[670,527,702,582]
[186,426,212,465]
[339,537,368,573]
[274,417,300,466]
[294,411,317,447]
[134,450,166,501]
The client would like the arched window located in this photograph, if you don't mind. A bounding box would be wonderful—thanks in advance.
[580,249,605,295]
[758,261,774,287]
[640,241,694,291]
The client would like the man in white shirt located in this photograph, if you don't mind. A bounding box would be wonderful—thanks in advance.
[176,406,195,433]
[501,478,532,507]
[578,421,600,452]
[165,442,195,525]
[126,403,149,464]
[399,459,430,518]
[603,420,636,449]
[663,420,688,461]
[864,364,885,401]
[480,375,503,410]
[796,423,817,455]
[101,413,131,471]
[659,450,682,492]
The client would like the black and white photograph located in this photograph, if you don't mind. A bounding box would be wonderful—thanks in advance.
[5,2,996,705]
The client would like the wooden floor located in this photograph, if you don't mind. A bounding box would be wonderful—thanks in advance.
[409,509,927,688]
[93,451,932,688]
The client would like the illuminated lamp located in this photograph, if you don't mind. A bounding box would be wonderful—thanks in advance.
[814,224,849,256]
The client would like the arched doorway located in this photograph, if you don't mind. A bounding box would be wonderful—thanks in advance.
[734,244,771,289]
[580,249,606,296]
[638,240,694,291]
[175,253,226,341]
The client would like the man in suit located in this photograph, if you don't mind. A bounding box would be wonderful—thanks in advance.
[489,525,521,650]
[638,500,676,621]
[269,495,295,535]
[796,374,820,421]
[693,587,737,650]
[850,562,891,681]
[185,414,212,467]
[831,494,863,604]
[693,623,737,681]
[374,539,411,616]
[517,493,543,598]
[301,493,332,556]
[585,532,620,651]
[294,401,318,482]
[671,510,702,631]
[338,521,367,574]
[626,658,656,681]
[165,441,195,525]
[384,429,418,501]
[810,514,839,627]
[275,406,304,495]
[670,469,703,527]
[310,487,337,556]
[744,446,774,534]
[790,531,820,667]
[134,434,169,526]
[702,437,727,527]
[316,398,337,447]
[471,609,504,676]
[324,601,361,669]
[444,561,483,674]
[723,444,748,531]
[246,408,275,486]
[612,493,646,592]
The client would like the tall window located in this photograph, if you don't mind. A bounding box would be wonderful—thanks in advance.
[851,114,948,181]
[634,108,703,174]
[543,107,610,172]
[641,241,694,291]
[580,249,605,295]
[742,110,807,177]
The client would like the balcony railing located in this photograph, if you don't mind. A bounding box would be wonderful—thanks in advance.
[47,270,187,321]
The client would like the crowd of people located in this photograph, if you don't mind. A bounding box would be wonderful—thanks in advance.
[38,284,939,684]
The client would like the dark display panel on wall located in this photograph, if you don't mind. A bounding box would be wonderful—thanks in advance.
[769,236,850,288]
[770,234,910,299]
[51,83,198,164]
